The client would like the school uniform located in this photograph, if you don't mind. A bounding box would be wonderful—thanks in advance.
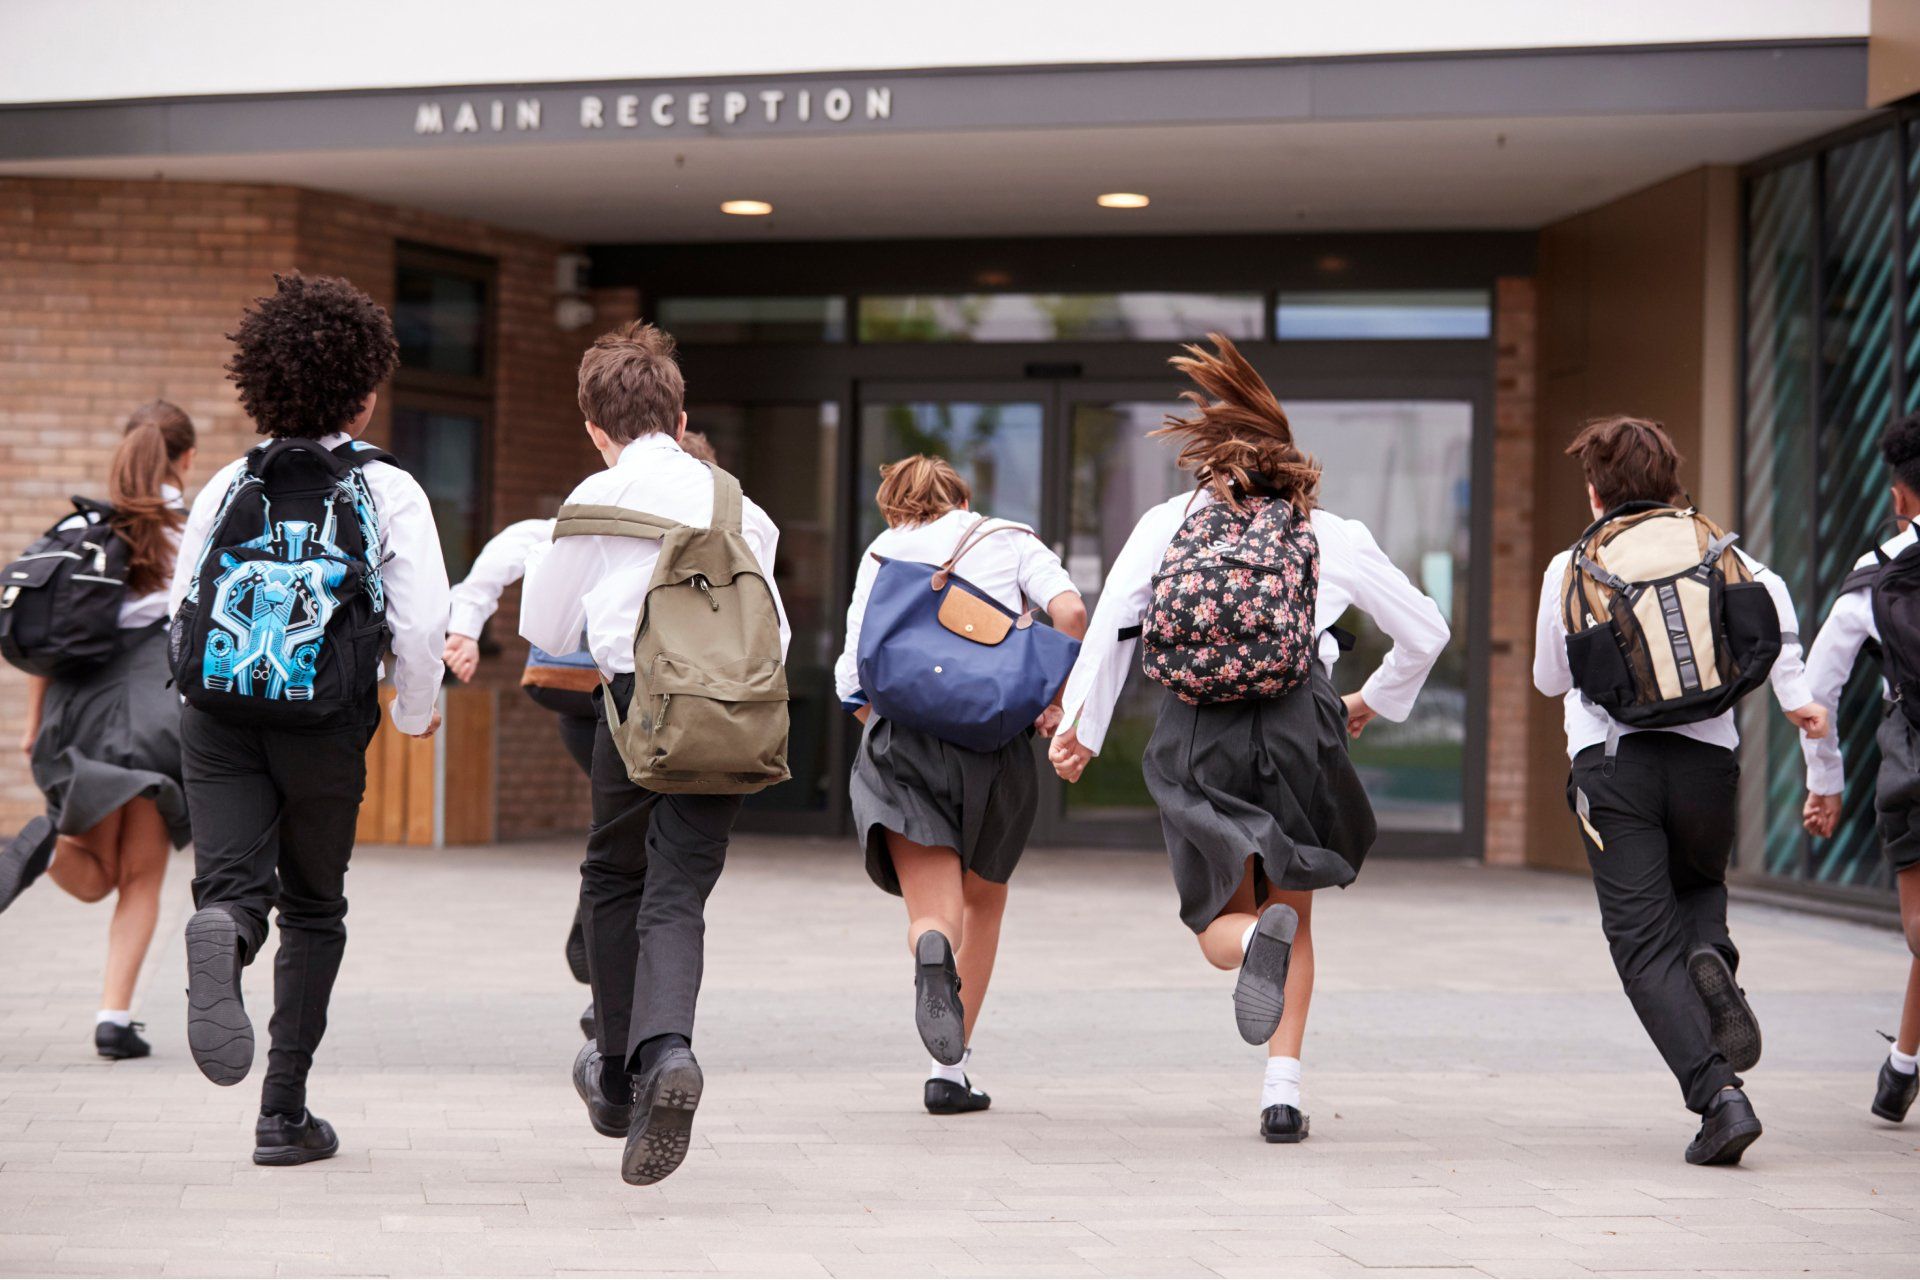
[449,517,600,774]
[520,431,790,1072]
[834,509,1078,894]
[1802,525,1920,870]
[169,435,448,1117]
[26,486,193,849]
[1060,493,1448,932]
[1533,544,1810,1114]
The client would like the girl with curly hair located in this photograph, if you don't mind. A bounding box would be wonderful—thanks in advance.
[1050,334,1450,1143]
[0,402,198,1061]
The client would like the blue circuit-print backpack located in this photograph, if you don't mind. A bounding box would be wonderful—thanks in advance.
[856,517,1081,753]
[170,438,392,726]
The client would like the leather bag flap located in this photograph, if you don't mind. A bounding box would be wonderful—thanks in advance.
[937,584,1013,645]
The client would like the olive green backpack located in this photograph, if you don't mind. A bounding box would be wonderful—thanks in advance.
[552,464,790,794]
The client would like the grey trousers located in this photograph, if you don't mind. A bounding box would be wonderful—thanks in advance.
[582,678,742,1072]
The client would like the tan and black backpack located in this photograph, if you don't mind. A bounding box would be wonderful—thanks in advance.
[553,464,790,795]
[1560,502,1782,743]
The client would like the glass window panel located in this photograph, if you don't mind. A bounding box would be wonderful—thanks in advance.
[687,402,841,813]
[394,265,488,379]
[855,400,1044,547]
[658,296,847,343]
[1275,290,1491,340]
[858,293,1264,343]
[389,406,485,579]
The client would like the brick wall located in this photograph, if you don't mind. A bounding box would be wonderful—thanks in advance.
[0,176,600,840]
[1484,276,1539,866]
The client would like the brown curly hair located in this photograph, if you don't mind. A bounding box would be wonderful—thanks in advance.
[1154,333,1321,514]
[226,272,400,438]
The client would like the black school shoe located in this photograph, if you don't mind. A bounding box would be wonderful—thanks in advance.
[914,930,966,1067]
[621,1045,704,1186]
[581,1000,597,1042]
[94,1021,150,1060]
[924,1076,991,1115]
[1874,1057,1920,1123]
[1260,1104,1310,1144]
[1234,903,1299,1046]
[184,905,254,1086]
[1687,945,1762,1073]
[0,816,55,914]
[572,1040,634,1138]
[253,1109,339,1166]
[1685,1087,1763,1166]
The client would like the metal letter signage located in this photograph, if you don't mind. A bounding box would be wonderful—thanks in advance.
[410,83,898,140]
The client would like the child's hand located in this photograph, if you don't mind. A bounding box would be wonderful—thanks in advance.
[1033,704,1063,738]
[1342,692,1378,738]
[1049,726,1094,782]
[1786,701,1831,740]
[409,710,443,740]
[1804,791,1841,837]
[443,634,480,683]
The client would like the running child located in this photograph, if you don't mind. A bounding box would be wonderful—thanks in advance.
[1799,409,1920,1126]
[0,402,199,1060]
[171,273,449,1166]
[1533,415,1826,1166]
[836,454,1087,1114]
[1050,334,1449,1143]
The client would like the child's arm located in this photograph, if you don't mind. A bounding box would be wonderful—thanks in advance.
[518,530,599,662]
[1338,517,1450,725]
[377,469,451,737]
[445,518,553,681]
[1740,552,1825,738]
[1533,557,1573,699]
[1802,582,1875,823]
[833,543,883,721]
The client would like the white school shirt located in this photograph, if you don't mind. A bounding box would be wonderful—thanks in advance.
[519,431,790,677]
[1532,546,1813,760]
[53,483,184,629]
[167,434,452,735]
[833,508,1081,706]
[448,518,554,639]
[1058,493,1451,756]
[1800,525,1918,795]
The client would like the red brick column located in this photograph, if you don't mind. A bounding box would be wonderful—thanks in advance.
[1484,276,1538,866]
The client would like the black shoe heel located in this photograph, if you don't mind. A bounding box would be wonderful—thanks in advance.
[914,930,966,1067]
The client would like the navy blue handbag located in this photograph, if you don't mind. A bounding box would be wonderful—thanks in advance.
[856,518,1081,752]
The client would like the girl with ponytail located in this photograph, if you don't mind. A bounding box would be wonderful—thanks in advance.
[1,401,198,1061]
[1050,335,1450,1144]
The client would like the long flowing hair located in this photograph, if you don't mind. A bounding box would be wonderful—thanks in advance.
[1152,332,1320,514]
[109,401,195,595]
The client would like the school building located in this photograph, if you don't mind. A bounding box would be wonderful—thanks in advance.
[0,1,1914,910]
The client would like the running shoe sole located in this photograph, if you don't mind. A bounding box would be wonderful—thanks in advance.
[1688,947,1761,1073]
[252,1133,339,1166]
[184,908,253,1086]
[0,816,54,914]
[622,1053,703,1186]
[1233,903,1299,1045]
[914,930,966,1066]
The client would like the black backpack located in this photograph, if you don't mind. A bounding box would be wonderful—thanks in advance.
[169,438,393,726]
[0,498,132,678]
[1841,528,1920,729]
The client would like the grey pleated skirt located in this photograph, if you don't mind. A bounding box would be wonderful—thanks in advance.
[29,624,191,848]
[1145,666,1376,934]
[850,715,1039,895]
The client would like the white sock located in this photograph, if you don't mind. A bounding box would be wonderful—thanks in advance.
[929,1047,971,1086]
[95,1010,130,1028]
[1240,923,1257,957]
[1892,1047,1919,1076]
[1261,1055,1302,1111]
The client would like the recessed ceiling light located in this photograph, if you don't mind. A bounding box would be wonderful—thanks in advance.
[1096,192,1149,209]
[720,199,773,216]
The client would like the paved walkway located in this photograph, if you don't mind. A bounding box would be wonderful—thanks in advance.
[2,836,1919,1277]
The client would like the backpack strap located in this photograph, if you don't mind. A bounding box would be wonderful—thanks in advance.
[331,439,396,470]
[552,504,682,542]
[706,464,744,534]
[932,515,1046,626]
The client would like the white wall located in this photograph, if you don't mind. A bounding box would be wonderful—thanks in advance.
[0,0,1871,105]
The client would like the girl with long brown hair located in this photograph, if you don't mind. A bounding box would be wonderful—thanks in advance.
[1050,335,1449,1143]
[0,401,198,1060]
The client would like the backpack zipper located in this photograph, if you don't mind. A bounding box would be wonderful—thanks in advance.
[657,694,672,728]
[692,575,719,611]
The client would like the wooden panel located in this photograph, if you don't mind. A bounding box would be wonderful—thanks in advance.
[404,731,436,846]
[442,686,498,846]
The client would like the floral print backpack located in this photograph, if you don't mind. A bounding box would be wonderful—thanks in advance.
[1141,495,1320,704]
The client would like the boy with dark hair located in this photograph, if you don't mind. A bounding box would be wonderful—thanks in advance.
[1801,409,1920,1124]
[521,321,789,1186]
[169,273,449,1165]
[1533,415,1828,1165]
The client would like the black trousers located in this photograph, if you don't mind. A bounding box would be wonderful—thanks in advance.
[1567,732,1742,1113]
[583,678,742,1072]
[182,704,376,1116]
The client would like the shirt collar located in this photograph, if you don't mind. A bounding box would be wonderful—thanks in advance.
[613,432,685,468]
